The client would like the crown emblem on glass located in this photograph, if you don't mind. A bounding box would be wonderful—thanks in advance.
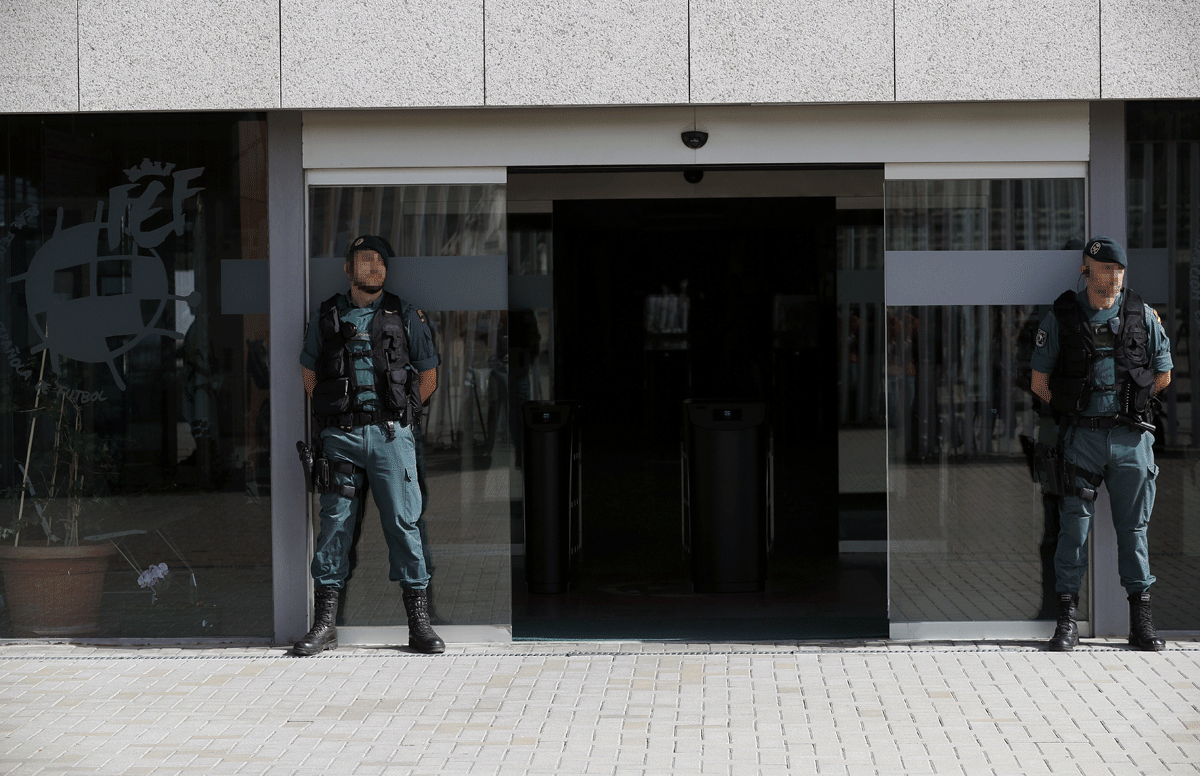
[124,158,176,182]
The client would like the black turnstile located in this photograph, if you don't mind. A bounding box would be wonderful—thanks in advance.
[522,401,582,593]
[681,400,773,593]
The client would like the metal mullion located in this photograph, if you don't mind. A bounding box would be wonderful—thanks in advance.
[1190,142,1200,446]
[839,301,850,425]
[1164,141,1178,446]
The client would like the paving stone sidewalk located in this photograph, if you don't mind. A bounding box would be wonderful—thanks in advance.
[1,639,1199,776]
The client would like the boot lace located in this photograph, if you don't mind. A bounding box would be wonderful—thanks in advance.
[1131,600,1158,638]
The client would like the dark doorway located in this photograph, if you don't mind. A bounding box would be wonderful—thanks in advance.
[511,196,887,639]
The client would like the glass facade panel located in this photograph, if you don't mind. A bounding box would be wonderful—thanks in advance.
[886,304,1076,621]
[0,113,271,639]
[886,179,1086,624]
[886,179,1085,251]
[307,184,510,628]
[1126,101,1200,630]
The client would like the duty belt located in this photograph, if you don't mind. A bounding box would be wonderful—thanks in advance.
[321,409,407,430]
[1064,415,1123,430]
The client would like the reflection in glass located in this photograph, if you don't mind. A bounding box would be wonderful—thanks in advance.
[309,185,505,259]
[1126,101,1200,629]
[307,184,510,628]
[0,114,271,639]
[886,304,1086,622]
[886,179,1086,251]
[885,176,1091,625]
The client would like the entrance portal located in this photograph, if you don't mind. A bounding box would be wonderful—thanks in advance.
[511,193,887,640]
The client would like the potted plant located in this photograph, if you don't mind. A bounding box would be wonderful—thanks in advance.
[0,368,118,638]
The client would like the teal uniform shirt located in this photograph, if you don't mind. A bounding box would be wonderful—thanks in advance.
[1030,290,1173,416]
[299,293,441,409]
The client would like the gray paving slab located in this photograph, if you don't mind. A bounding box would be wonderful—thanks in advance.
[0,640,1198,775]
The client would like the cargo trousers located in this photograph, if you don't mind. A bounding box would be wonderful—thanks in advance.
[1055,423,1158,596]
[310,422,428,590]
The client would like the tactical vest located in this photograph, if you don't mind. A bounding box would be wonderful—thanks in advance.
[310,291,418,426]
[1048,289,1154,420]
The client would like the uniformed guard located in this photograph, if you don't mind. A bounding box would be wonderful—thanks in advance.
[293,235,445,655]
[1030,236,1173,652]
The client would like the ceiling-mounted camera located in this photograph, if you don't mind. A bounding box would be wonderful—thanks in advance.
[681,130,708,150]
[683,169,704,184]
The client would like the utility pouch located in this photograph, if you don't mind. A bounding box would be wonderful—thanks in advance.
[1061,460,1100,502]
[312,378,351,416]
[1122,366,1155,417]
[1048,375,1090,415]
[1033,440,1065,498]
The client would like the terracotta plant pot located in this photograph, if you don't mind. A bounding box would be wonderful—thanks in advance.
[0,543,117,637]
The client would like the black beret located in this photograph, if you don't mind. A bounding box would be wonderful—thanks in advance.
[1083,236,1127,268]
[346,235,392,267]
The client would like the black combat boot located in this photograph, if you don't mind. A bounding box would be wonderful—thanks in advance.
[293,586,339,656]
[1048,592,1079,652]
[402,587,445,654]
[1127,592,1166,651]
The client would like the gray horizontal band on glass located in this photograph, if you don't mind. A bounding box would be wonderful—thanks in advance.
[509,274,553,310]
[1125,249,1169,304]
[837,270,884,304]
[309,255,507,315]
[221,260,270,314]
[884,250,1169,306]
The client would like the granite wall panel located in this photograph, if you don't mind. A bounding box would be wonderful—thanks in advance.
[690,0,894,104]
[1101,0,1200,98]
[1,2,78,112]
[485,0,688,105]
[79,0,280,111]
[282,0,483,108]
[896,0,1099,102]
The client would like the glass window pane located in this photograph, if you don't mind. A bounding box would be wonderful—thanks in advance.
[886,304,1084,622]
[0,114,271,639]
[886,179,1086,252]
[885,176,1088,626]
[1125,101,1200,630]
[306,183,510,629]
[308,185,506,259]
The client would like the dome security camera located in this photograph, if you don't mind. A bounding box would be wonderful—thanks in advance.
[681,131,708,150]
[684,169,704,184]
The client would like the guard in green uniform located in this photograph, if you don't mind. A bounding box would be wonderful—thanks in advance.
[293,235,445,655]
[1030,236,1173,652]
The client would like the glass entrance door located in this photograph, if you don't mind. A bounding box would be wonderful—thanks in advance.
[883,168,1089,638]
[305,170,509,642]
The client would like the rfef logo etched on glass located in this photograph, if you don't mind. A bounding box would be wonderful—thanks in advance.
[8,159,203,390]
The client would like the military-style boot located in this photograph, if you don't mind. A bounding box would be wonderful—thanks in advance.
[293,586,339,656]
[402,587,445,654]
[1048,593,1079,652]
[1127,592,1166,652]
